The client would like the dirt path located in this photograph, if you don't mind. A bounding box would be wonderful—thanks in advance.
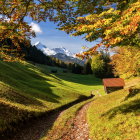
[61,102,91,140]
[1,100,92,140]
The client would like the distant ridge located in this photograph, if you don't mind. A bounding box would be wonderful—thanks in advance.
[34,42,84,65]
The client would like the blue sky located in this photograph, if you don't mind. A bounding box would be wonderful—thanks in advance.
[26,3,117,54]
[27,18,98,53]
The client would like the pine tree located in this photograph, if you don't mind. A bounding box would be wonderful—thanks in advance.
[84,60,93,74]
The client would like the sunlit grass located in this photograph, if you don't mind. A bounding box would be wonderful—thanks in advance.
[87,78,140,140]
[0,60,104,133]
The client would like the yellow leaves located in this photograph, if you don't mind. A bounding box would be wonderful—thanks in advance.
[103,18,113,25]
[104,29,112,36]
[11,13,20,21]
[68,7,123,46]
[111,46,140,78]
[0,25,7,30]
[82,46,88,50]
[110,37,123,45]
[85,14,98,22]
[99,8,115,17]
[66,1,140,52]
[77,17,85,20]
[85,32,93,39]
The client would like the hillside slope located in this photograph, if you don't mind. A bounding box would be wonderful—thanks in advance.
[87,78,140,140]
[0,61,104,134]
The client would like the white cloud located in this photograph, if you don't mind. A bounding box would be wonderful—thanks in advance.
[30,22,42,33]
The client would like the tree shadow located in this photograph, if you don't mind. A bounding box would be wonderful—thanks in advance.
[101,98,140,119]
[124,88,140,101]
[0,88,46,106]
[36,65,103,88]
[31,62,103,87]
[0,61,61,104]
[0,95,94,140]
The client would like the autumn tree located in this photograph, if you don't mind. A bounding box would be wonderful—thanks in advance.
[1,0,140,60]
[0,0,74,60]
[111,47,140,79]
[58,0,140,57]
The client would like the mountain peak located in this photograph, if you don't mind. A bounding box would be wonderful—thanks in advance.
[34,41,84,65]
[34,41,41,46]
[34,42,73,56]
[52,47,72,56]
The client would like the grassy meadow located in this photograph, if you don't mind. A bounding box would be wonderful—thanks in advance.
[0,60,104,133]
[87,78,140,140]
[42,77,140,140]
[1,59,139,140]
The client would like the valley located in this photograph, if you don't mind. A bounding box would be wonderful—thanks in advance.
[1,1,140,139]
[0,60,140,140]
[0,60,103,139]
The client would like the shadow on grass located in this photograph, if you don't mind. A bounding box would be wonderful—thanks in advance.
[0,89,46,106]
[101,98,140,119]
[0,95,94,140]
[124,88,140,101]
[0,61,61,104]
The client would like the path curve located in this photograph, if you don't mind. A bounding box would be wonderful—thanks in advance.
[1,101,92,140]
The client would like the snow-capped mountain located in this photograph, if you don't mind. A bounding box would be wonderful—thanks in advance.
[34,42,73,56]
[34,42,56,56]
[52,47,73,56]
[34,42,84,65]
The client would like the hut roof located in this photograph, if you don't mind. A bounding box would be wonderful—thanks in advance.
[103,78,125,87]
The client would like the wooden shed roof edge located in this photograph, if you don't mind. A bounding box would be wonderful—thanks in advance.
[103,78,125,87]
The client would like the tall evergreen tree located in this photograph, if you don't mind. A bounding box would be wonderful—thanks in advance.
[84,60,93,74]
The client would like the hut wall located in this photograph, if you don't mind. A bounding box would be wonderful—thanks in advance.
[106,87,124,93]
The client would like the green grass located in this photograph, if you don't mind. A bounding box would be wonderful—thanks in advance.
[0,60,104,133]
[87,78,140,140]
[1,60,140,139]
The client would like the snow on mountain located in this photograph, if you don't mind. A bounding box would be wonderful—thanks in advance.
[52,47,73,56]
[34,42,56,56]
[34,42,74,56]
[34,42,84,65]
[34,41,46,49]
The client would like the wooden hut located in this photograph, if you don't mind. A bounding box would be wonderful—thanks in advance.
[103,78,125,93]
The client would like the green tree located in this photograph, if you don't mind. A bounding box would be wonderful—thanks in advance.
[72,63,83,74]
[91,51,114,78]
[84,59,92,74]
[91,54,105,78]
